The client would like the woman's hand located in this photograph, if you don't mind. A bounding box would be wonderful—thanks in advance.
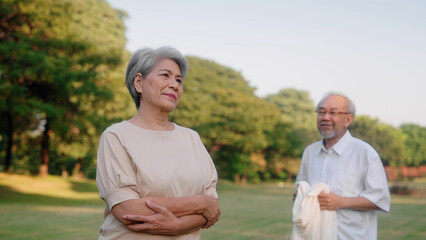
[123,200,184,236]
[199,195,221,229]
[115,194,221,234]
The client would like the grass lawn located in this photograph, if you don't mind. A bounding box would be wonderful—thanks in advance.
[0,173,425,239]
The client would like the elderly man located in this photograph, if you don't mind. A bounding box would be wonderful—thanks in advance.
[294,92,390,239]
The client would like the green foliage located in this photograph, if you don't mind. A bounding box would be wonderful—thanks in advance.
[0,0,129,176]
[264,89,319,181]
[170,56,259,130]
[213,148,250,180]
[170,57,280,182]
[199,88,278,152]
[400,124,426,166]
[265,88,320,152]
[265,89,316,128]
[1,1,423,182]
[350,116,409,166]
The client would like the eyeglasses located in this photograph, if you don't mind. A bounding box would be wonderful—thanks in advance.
[315,110,351,117]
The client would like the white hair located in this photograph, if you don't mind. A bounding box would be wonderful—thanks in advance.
[316,91,356,117]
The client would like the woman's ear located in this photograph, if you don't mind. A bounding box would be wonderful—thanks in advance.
[134,73,143,93]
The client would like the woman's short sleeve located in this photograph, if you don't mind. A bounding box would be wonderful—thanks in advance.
[96,131,140,210]
[194,132,218,198]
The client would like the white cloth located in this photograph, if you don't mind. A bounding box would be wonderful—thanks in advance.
[96,121,218,240]
[291,181,337,240]
[296,130,391,240]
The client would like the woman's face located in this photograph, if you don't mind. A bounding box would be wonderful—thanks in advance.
[134,58,183,113]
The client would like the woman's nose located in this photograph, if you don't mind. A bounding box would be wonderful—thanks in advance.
[169,78,179,90]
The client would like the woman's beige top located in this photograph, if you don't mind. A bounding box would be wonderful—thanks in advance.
[96,121,218,240]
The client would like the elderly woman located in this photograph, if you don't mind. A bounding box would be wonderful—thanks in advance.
[96,46,220,239]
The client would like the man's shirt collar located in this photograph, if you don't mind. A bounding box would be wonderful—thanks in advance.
[319,130,352,155]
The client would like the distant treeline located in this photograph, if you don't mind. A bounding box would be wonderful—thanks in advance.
[1,0,425,183]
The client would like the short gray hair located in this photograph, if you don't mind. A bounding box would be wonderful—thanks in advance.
[125,46,189,109]
[316,91,356,117]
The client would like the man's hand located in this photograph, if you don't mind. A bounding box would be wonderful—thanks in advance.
[123,200,183,236]
[200,195,221,229]
[318,192,342,210]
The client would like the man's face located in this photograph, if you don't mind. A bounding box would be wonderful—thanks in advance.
[317,95,353,141]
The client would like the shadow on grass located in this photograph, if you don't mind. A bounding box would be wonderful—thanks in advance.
[68,178,100,193]
[0,184,103,206]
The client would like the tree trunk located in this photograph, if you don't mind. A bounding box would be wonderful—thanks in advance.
[61,168,69,178]
[208,144,221,155]
[4,110,13,172]
[287,173,292,183]
[234,174,247,185]
[240,174,247,185]
[39,120,50,176]
[234,174,240,184]
[72,158,84,178]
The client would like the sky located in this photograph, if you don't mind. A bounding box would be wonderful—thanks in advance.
[106,0,426,127]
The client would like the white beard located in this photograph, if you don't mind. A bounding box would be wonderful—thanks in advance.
[320,130,335,139]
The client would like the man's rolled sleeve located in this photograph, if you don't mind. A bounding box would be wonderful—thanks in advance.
[360,150,391,213]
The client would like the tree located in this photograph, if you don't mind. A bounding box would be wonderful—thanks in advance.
[50,0,132,178]
[400,124,426,166]
[263,122,302,181]
[0,0,43,172]
[350,116,408,166]
[170,56,257,129]
[170,57,280,183]
[0,0,128,175]
[265,88,319,151]
[203,88,279,183]
[264,88,319,180]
